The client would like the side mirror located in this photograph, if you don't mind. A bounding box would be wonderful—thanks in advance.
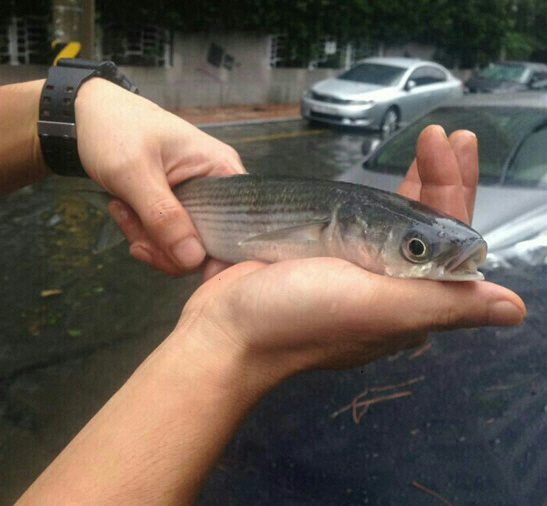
[405,79,416,91]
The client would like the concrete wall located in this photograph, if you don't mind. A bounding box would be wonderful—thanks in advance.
[121,32,271,108]
[269,68,337,103]
[0,32,335,109]
[0,32,465,109]
[382,42,436,60]
[122,33,337,108]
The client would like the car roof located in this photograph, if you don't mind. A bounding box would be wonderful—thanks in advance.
[447,92,547,109]
[356,56,433,69]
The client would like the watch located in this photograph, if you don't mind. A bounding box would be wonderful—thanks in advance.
[38,59,139,177]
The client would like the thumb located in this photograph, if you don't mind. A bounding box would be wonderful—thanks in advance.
[118,171,206,271]
[364,278,526,336]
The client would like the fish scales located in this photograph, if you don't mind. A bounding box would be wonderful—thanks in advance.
[173,175,487,280]
[175,176,350,263]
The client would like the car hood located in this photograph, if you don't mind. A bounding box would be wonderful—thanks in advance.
[482,201,547,250]
[337,165,547,244]
[312,78,388,98]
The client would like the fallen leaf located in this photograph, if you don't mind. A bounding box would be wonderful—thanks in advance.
[41,289,63,297]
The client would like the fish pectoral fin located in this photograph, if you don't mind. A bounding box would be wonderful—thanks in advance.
[238,222,327,246]
[236,222,329,262]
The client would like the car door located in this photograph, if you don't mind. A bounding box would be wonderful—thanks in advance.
[398,66,451,123]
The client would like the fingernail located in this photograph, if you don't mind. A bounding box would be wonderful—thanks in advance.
[110,201,130,224]
[431,124,447,137]
[489,300,526,326]
[171,237,206,269]
[462,129,477,138]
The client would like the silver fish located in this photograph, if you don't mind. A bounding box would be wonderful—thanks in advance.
[174,175,487,281]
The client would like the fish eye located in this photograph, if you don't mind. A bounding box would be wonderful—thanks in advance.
[409,238,426,256]
[402,234,431,263]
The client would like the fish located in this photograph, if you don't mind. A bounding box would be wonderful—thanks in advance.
[174,175,487,281]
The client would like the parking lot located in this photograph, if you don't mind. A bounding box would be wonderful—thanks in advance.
[1,116,546,505]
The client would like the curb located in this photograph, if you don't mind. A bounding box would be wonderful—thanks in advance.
[195,115,302,128]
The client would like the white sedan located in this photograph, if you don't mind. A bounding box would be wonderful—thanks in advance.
[301,57,463,135]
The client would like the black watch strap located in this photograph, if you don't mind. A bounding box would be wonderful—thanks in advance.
[38,59,138,177]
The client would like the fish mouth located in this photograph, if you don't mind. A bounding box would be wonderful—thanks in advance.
[443,239,488,281]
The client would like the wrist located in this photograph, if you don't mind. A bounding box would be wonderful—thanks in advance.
[0,79,51,194]
[28,80,51,177]
[18,316,279,506]
[161,311,282,405]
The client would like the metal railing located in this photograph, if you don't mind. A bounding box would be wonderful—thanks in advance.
[0,16,50,65]
[101,23,171,67]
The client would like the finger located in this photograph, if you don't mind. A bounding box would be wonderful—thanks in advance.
[239,259,525,338]
[344,274,526,337]
[415,125,469,223]
[129,242,186,276]
[115,170,206,272]
[110,199,187,275]
[397,158,421,200]
[109,199,144,244]
[448,130,479,223]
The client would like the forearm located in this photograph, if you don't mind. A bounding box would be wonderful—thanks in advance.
[16,317,271,505]
[0,80,51,194]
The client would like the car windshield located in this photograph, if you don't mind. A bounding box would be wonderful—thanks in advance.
[505,124,547,187]
[368,106,547,186]
[477,63,528,83]
[338,63,406,86]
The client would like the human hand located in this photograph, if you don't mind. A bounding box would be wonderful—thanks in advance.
[398,124,478,223]
[74,78,245,275]
[173,125,525,392]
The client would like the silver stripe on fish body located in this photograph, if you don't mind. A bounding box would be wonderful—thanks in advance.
[174,175,487,281]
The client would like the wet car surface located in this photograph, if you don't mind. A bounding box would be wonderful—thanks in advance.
[465,61,547,93]
[1,119,546,505]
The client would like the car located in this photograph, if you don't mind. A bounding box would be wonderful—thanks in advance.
[465,61,547,93]
[300,57,463,135]
[339,93,547,270]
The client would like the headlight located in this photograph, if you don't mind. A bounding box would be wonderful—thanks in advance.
[349,100,375,106]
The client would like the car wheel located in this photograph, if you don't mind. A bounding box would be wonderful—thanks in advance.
[380,108,399,137]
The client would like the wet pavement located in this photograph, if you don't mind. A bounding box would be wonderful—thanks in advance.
[172,103,301,126]
[0,119,367,504]
[2,118,546,505]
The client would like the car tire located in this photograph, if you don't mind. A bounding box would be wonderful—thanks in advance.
[380,107,399,137]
